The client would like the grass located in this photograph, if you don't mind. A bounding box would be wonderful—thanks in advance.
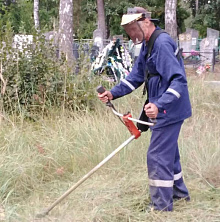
[0,67,220,222]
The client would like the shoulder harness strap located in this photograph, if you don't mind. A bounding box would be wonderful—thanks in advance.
[146,29,167,60]
[143,29,167,95]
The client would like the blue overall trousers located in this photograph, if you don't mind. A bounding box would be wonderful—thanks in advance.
[147,121,189,211]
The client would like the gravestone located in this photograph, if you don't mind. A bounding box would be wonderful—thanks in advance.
[207,28,219,51]
[199,38,215,65]
[81,43,90,57]
[12,34,33,51]
[179,29,199,57]
[186,28,199,49]
[73,42,79,59]
[12,34,33,58]
[199,28,219,66]
[43,31,58,45]
[112,35,123,41]
[93,29,103,51]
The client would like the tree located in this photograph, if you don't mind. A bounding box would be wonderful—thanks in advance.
[176,5,190,34]
[189,0,220,37]
[97,0,106,39]
[59,0,74,61]
[165,0,178,40]
[34,0,40,31]
[195,0,198,13]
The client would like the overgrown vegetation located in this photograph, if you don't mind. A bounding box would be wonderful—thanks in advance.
[0,68,220,221]
[0,31,114,119]
[0,2,220,220]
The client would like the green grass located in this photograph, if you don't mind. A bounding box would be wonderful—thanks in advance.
[0,72,220,222]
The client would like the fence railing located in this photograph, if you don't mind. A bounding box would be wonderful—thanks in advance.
[181,48,219,72]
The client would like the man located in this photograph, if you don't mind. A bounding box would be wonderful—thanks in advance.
[98,7,192,211]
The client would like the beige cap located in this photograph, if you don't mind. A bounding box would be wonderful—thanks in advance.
[121,13,144,26]
[121,7,159,26]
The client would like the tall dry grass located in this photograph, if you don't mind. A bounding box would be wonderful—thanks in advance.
[0,73,220,222]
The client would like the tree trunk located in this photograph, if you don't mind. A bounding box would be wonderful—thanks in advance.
[73,0,80,37]
[59,0,74,61]
[34,0,40,31]
[165,0,177,41]
[195,0,199,14]
[97,0,106,39]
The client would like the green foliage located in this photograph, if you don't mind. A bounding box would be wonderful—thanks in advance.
[0,0,191,39]
[177,5,191,33]
[0,0,34,34]
[74,0,97,39]
[76,0,189,39]
[1,34,61,116]
[0,0,59,35]
[189,0,220,37]
[0,31,106,118]
[104,0,166,37]
[39,0,59,30]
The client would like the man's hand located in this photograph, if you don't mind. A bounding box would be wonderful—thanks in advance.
[98,90,113,103]
[144,103,158,119]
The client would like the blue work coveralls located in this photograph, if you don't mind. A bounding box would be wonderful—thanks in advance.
[110,28,192,211]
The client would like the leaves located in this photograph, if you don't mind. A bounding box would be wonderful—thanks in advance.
[0,29,104,116]
[189,0,220,36]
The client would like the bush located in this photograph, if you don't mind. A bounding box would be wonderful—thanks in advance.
[0,32,109,118]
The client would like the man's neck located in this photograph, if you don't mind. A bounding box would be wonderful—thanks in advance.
[146,26,156,42]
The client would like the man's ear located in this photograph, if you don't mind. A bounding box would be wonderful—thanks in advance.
[144,18,151,27]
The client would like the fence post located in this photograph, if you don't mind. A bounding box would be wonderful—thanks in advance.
[212,48,215,72]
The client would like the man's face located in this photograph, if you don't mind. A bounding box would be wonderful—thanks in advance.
[122,20,146,45]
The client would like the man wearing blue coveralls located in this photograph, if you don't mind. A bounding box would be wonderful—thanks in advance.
[98,7,192,211]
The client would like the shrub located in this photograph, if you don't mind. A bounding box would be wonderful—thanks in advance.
[0,32,110,118]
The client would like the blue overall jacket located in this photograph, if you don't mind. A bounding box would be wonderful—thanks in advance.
[110,28,192,129]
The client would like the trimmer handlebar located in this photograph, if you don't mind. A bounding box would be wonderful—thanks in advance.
[96,85,155,127]
[96,85,113,107]
[96,85,106,94]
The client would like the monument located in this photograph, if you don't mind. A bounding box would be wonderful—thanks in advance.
[200,28,219,70]
[179,28,199,57]
[207,28,219,51]
[93,29,104,51]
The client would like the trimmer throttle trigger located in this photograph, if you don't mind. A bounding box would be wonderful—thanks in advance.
[96,85,113,107]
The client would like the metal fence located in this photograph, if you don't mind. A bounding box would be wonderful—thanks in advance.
[181,48,219,72]
[70,38,220,73]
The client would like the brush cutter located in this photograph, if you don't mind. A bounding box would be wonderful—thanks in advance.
[36,85,155,218]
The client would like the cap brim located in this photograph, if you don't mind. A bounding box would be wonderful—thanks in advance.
[121,14,160,26]
[121,13,143,26]
[150,19,160,23]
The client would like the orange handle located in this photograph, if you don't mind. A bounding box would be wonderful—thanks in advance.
[123,113,141,139]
